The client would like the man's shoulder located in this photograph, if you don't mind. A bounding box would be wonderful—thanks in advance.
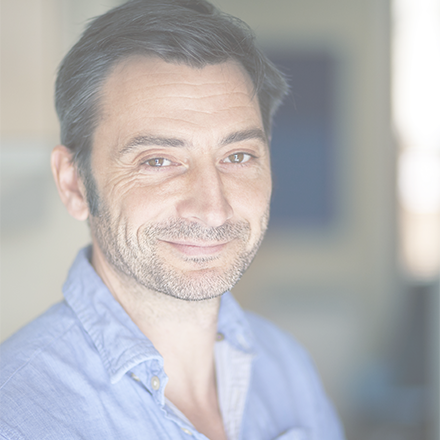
[0,301,110,440]
[243,311,345,438]
[0,301,80,386]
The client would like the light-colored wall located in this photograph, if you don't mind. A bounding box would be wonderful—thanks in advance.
[1,0,123,340]
[0,0,86,334]
[1,0,394,431]
[1,0,60,140]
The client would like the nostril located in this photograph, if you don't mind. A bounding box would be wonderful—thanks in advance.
[176,185,232,227]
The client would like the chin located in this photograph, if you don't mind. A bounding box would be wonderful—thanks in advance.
[144,266,243,302]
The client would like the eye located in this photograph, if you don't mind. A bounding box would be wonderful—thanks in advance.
[223,153,252,164]
[144,157,172,167]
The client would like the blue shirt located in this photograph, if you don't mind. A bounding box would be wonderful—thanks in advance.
[0,247,344,440]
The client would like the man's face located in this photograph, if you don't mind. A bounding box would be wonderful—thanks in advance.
[89,57,271,300]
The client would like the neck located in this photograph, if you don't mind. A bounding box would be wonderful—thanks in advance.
[90,242,221,401]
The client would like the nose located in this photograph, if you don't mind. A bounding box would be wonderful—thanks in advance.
[176,163,233,228]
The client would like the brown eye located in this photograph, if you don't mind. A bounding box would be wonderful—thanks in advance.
[230,153,244,163]
[145,158,171,167]
[225,153,251,164]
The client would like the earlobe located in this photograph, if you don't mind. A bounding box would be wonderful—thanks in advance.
[51,145,89,221]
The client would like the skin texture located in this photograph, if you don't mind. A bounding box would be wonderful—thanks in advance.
[51,57,271,440]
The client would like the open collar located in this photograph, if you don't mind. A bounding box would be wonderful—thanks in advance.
[63,246,257,384]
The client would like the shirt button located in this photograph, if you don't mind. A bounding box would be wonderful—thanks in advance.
[151,376,160,390]
[216,332,224,341]
[130,373,141,382]
[181,427,193,435]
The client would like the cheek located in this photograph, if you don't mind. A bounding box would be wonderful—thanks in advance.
[228,173,272,220]
[108,178,183,227]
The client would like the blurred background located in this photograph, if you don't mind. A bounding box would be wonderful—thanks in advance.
[1,0,439,439]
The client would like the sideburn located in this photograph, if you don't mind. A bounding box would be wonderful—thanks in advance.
[80,163,101,217]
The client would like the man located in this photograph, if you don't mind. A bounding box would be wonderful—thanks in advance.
[0,1,344,439]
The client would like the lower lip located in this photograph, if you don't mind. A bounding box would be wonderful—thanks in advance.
[162,241,227,256]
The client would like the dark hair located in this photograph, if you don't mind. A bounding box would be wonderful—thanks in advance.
[55,0,288,214]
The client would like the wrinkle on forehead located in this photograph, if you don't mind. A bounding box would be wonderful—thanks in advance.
[100,56,256,108]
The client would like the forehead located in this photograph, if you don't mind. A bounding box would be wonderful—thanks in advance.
[95,56,263,145]
[101,55,256,100]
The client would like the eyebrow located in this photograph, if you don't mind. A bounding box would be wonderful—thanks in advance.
[220,128,267,146]
[119,135,186,155]
[119,128,267,156]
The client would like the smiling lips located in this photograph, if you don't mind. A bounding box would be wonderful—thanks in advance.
[161,240,230,256]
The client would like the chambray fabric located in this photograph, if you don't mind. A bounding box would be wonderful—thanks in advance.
[0,247,344,440]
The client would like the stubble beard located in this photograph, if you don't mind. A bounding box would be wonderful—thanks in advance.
[89,204,269,301]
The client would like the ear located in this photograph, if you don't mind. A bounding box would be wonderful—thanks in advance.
[51,145,89,221]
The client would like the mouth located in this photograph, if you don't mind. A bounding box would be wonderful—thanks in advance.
[159,239,230,257]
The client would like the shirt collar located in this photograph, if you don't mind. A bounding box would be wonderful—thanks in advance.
[63,246,256,384]
[63,246,161,384]
[217,291,256,354]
